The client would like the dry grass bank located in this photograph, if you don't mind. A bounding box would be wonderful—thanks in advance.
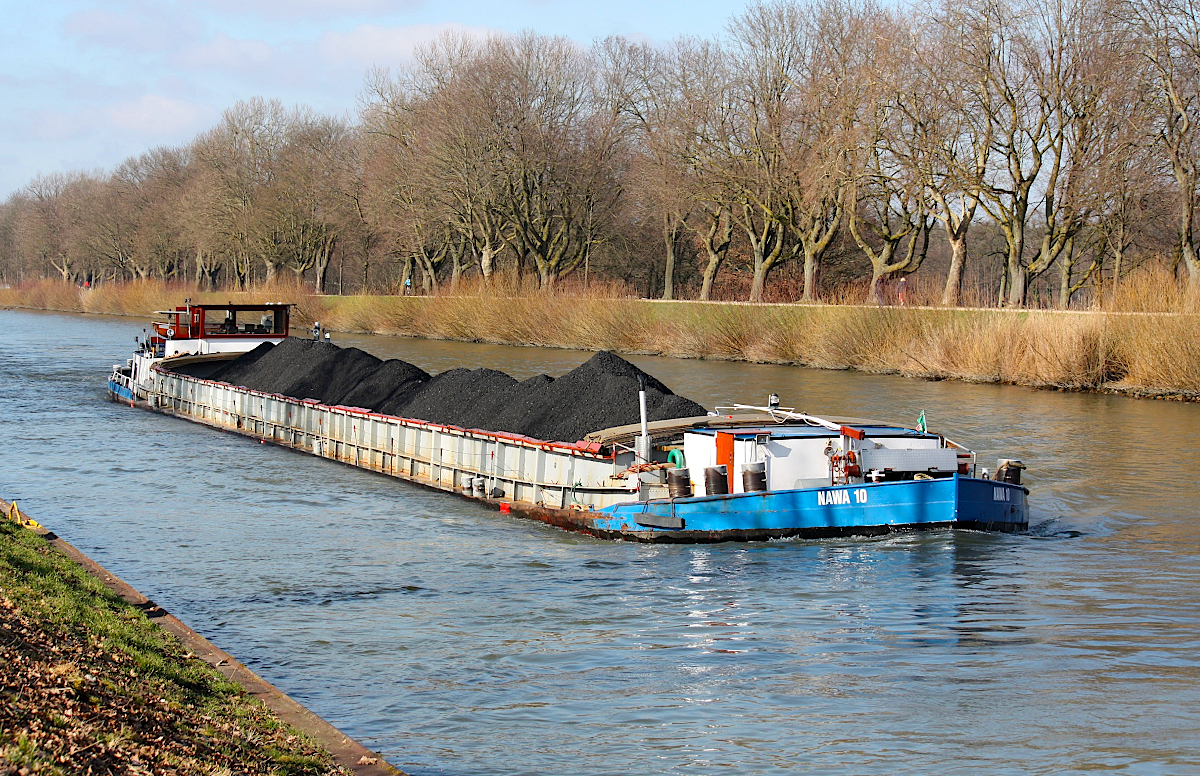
[304,294,1200,396]
[4,277,1198,397]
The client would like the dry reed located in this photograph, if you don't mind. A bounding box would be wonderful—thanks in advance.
[4,276,1197,397]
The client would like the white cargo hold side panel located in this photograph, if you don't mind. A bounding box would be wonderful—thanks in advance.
[148,365,650,511]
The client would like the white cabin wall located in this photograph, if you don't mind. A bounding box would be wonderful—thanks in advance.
[765,438,831,490]
[731,439,764,493]
[165,341,201,357]
[683,432,717,496]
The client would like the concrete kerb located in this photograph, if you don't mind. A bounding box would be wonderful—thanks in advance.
[1,498,404,776]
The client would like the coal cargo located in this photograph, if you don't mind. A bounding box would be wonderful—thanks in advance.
[205,341,274,383]
[337,358,430,411]
[169,338,706,444]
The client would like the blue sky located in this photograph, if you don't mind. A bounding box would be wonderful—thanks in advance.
[0,0,743,198]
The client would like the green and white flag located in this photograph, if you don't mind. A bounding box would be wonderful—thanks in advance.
[916,410,927,433]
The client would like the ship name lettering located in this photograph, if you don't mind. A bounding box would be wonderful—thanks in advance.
[818,490,852,506]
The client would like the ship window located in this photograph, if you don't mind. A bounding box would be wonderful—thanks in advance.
[206,309,278,334]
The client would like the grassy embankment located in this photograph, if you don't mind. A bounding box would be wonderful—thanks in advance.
[2,276,1198,397]
[0,512,348,775]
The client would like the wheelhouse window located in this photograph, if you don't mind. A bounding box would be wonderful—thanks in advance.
[204,308,285,335]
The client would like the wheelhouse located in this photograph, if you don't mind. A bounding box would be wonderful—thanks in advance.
[144,303,291,358]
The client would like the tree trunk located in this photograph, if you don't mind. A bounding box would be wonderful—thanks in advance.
[662,236,676,301]
[1006,262,1027,308]
[746,222,785,303]
[360,236,372,293]
[1058,242,1074,310]
[941,236,966,307]
[697,209,731,301]
[1172,152,1200,296]
[802,244,819,303]
[868,272,887,306]
[399,254,413,295]
[662,212,681,301]
[265,259,282,285]
[1109,244,1123,306]
[861,244,899,306]
[1003,220,1027,307]
[50,255,72,281]
[479,244,496,282]
[1183,238,1200,296]
[314,233,335,295]
[233,252,250,290]
[419,253,436,294]
[315,254,328,295]
[700,253,724,301]
[749,250,768,303]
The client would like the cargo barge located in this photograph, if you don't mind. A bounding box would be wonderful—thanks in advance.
[109,303,1029,542]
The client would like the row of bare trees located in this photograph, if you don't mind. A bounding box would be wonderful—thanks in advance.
[3,0,1200,306]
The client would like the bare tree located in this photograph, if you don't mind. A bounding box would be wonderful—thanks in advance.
[710,1,857,302]
[783,0,864,302]
[602,36,703,300]
[408,34,511,283]
[492,33,626,287]
[717,1,804,302]
[1127,0,1200,292]
[0,194,30,284]
[952,0,1125,306]
[907,2,993,306]
[20,173,91,282]
[4,1,1193,307]
[192,98,294,288]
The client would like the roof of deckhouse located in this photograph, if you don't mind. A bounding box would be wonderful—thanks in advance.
[686,424,930,439]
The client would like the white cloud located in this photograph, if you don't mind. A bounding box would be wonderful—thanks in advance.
[106,94,208,136]
[318,22,494,69]
[62,5,202,53]
[193,0,423,21]
[174,33,277,73]
[24,110,92,143]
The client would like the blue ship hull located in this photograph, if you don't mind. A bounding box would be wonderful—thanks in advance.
[593,475,1027,539]
[107,377,135,404]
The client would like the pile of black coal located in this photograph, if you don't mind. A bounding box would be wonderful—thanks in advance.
[169,338,706,443]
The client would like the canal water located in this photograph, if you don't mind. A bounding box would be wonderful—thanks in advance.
[2,308,1199,775]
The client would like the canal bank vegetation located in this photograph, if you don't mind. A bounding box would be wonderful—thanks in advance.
[299,277,1200,399]
[4,0,1200,311]
[1,273,1198,398]
[0,516,349,775]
